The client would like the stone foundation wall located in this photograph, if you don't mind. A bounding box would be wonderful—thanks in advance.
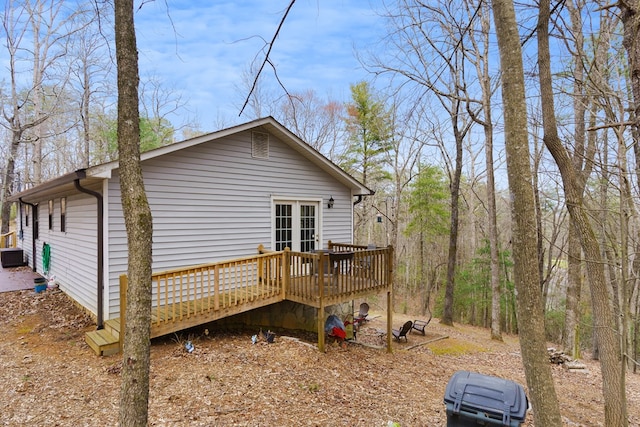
[214,300,355,335]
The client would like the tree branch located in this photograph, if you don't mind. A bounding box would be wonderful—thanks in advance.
[239,0,296,117]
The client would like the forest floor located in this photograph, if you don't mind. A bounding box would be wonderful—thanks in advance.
[1,288,639,426]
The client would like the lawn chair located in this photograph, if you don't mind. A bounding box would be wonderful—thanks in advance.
[412,308,432,335]
[350,302,370,339]
[355,302,369,323]
[392,320,413,342]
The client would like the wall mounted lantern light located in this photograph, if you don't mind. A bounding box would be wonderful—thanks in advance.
[327,196,335,209]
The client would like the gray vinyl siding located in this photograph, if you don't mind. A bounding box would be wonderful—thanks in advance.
[39,194,99,315]
[18,204,43,273]
[15,195,98,315]
[106,129,353,318]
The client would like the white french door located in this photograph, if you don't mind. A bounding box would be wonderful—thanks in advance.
[273,200,319,252]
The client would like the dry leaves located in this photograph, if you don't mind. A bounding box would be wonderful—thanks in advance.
[0,289,639,426]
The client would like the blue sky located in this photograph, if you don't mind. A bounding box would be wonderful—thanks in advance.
[134,0,385,132]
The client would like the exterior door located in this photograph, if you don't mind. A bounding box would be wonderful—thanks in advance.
[274,201,318,252]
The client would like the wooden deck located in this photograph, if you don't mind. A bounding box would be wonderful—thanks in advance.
[85,243,393,355]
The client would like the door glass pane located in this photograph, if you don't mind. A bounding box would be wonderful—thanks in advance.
[275,204,292,251]
[300,204,316,253]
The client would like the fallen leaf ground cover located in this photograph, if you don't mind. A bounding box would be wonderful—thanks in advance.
[1,288,639,426]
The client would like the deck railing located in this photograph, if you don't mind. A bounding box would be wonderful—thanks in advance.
[151,252,285,326]
[286,247,392,302]
[119,243,392,346]
[120,251,287,341]
[327,241,372,252]
[0,231,17,248]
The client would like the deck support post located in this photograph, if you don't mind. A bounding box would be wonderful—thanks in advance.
[386,245,394,353]
[317,249,326,352]
[317,305,325,352]
[386,290,392,353]
[119,274,128,353]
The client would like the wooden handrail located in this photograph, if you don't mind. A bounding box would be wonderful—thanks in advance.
[327,240,370,251]
[0,231,17,248]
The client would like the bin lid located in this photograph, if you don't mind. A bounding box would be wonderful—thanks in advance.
[444,370,528,424]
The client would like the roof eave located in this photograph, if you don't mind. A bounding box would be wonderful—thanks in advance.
[8,169,99,203]
[7,116,374,203]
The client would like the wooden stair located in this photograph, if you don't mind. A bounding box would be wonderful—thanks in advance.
[85,319,120,356]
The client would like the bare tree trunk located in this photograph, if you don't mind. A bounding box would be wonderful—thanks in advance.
[537,0,627,424]
[491,0,563,425]
[619,1,640,147]
[115,0,154,425]
[441,113,463,326]
[29,0,43,184]
[563,221,582,357]
[485,124,501,340]
[618,127,633,374]
[463,0,501,340]
[0,1,55,229]
[618,0,640,377]
[1,129,22,234]
[82,64,91,168]
[561,0,599,359]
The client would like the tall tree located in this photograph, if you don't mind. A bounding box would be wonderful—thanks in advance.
[461,0,502,340]
[367,0,479,325]
[139,73,187,145]
[100,116,175,159]
[555,0,601,359]
[406,163,450,312]
[617,0,640,378]
[491,0,563,425]
[342,81,392,243]
[537,0,627,424]
[67,1,114,168]
[619,0,640,150]
[115,0,154,425]
[22,0,90,184]
[380,101,425,273]
[277,90,346,160]
[0,0,76,232]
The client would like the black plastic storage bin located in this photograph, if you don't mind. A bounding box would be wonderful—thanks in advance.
[444,370,528,427]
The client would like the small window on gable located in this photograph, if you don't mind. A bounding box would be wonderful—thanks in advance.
[60,198,66,233]
[48,200,53,230]
[252,131,269,159]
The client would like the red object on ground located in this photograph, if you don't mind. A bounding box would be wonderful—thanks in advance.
[331,326,346,340]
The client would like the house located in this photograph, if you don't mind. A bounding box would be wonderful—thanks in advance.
[9,117,391,353]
